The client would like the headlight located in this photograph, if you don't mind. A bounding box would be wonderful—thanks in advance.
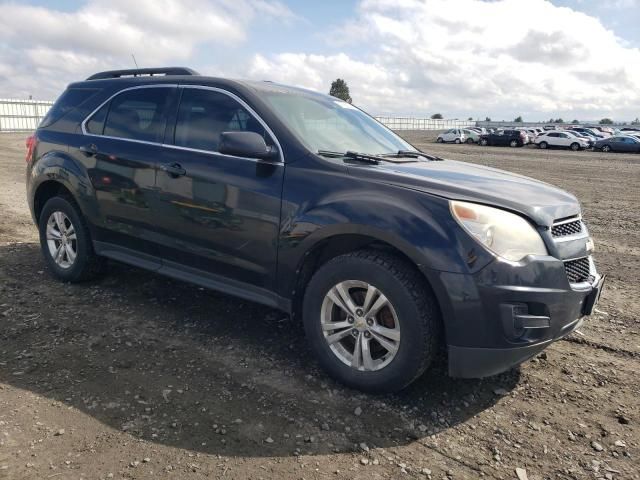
[450,200,547,261]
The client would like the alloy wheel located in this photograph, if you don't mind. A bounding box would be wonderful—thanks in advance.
[320,280,400,372]
[46,211,77,269]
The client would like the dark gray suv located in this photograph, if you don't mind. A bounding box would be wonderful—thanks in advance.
[26,67,605,392]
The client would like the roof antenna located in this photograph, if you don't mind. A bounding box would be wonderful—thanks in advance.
[131,54,140,76]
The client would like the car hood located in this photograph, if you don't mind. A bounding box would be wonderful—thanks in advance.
[354,159,580,226]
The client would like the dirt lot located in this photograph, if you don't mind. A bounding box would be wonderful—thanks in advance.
[0,131,638,480]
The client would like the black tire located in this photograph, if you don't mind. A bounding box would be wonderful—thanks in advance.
[539,141,548,149]
[454,138,461,144]
[602,145,611,152]
[480,138,488,146]
[509,139,518,147]
[570,142,580,151]
[436,137,444,143]
[38,196,105,282]
[466,137,474,144]
[302,250,440,393]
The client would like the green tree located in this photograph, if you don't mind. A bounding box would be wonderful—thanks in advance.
[554,118,564,124]
[431,113,443,119]
[514,116,523,123]
[599,118,614,125]
[485,116,491,122]
[329,78,352,103]
[468,117,473,121]
[571,119,580,124]
[632,117,640,125]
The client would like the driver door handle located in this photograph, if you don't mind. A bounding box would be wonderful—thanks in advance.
[161,162,186,177]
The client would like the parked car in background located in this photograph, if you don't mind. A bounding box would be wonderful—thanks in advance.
[587,126,613,137]
[437,129,466,144]
[535,131,590,151]
[514,128,532,144]
[525,128,540,140]
[462,129,480,143]
[543,125,558,131]
[565,131,595,148]
[436,128,467,143]
[595,136,640,153]
[570,127,605,139]
[479,129,526,147]
[627,133,640,142]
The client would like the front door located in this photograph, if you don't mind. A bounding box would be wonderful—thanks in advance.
[154,87,284,291]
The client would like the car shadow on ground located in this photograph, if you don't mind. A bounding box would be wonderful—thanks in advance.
[0,242,520,458]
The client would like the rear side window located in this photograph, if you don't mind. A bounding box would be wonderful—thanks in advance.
[100,87,173,142]
[40,88,99,128]
[174,88,271,152]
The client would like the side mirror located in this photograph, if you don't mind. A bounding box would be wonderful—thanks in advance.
[218,131,279,160]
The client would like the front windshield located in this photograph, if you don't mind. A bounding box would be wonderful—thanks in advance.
[261,91,415,155]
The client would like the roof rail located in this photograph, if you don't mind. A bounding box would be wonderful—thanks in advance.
[86,67,199,80]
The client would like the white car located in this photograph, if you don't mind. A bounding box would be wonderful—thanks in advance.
[437,129,466,144]
[535,131,590,151]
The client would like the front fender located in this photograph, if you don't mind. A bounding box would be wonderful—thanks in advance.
[277,181,494,298]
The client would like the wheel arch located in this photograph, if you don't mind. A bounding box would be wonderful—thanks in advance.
[287,230,442,326]
[33,180,76,223]
[28,150,97,224]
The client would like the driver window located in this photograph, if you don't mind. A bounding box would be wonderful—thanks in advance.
[174,88,272,152]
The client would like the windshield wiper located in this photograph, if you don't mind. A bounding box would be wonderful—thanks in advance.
[381,150,444,161]
[317,150,381,164]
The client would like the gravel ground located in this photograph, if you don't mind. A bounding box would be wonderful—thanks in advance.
[0,131,638,480]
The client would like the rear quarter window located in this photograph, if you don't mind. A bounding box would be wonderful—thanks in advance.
[39,88,99,128]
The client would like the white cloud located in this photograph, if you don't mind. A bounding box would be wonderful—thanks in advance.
[0,0,293,99]
[249,0,640,120]
[1,0,638,120]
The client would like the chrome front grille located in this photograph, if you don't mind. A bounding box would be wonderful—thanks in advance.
[552,219,583,238]
[564,257,591,284]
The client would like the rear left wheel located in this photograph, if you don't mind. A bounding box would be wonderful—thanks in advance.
[302,250,439,393]
[466,138,474,144]
[38,196,105,282]
[454,138,461,144]
[509,139,518,147]
[570,142,580,151]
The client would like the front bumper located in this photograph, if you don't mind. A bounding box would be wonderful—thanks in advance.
[422,254,603,378]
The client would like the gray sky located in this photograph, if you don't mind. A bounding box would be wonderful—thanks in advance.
[1,0,639,121]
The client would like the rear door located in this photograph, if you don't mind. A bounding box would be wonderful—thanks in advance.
[153,86,284,291]
[76,85,177,255]
[546,132,560,146]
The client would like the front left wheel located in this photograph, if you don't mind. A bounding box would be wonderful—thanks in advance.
[302,250,440,393]
[38,196,105,282]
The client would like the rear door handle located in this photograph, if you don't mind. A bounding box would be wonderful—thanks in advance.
[79,143,98,156]
[161,162,186,177]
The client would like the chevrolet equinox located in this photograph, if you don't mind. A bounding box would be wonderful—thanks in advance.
[26,67,605,392]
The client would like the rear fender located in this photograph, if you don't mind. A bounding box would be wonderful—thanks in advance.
[28,150,99,224]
